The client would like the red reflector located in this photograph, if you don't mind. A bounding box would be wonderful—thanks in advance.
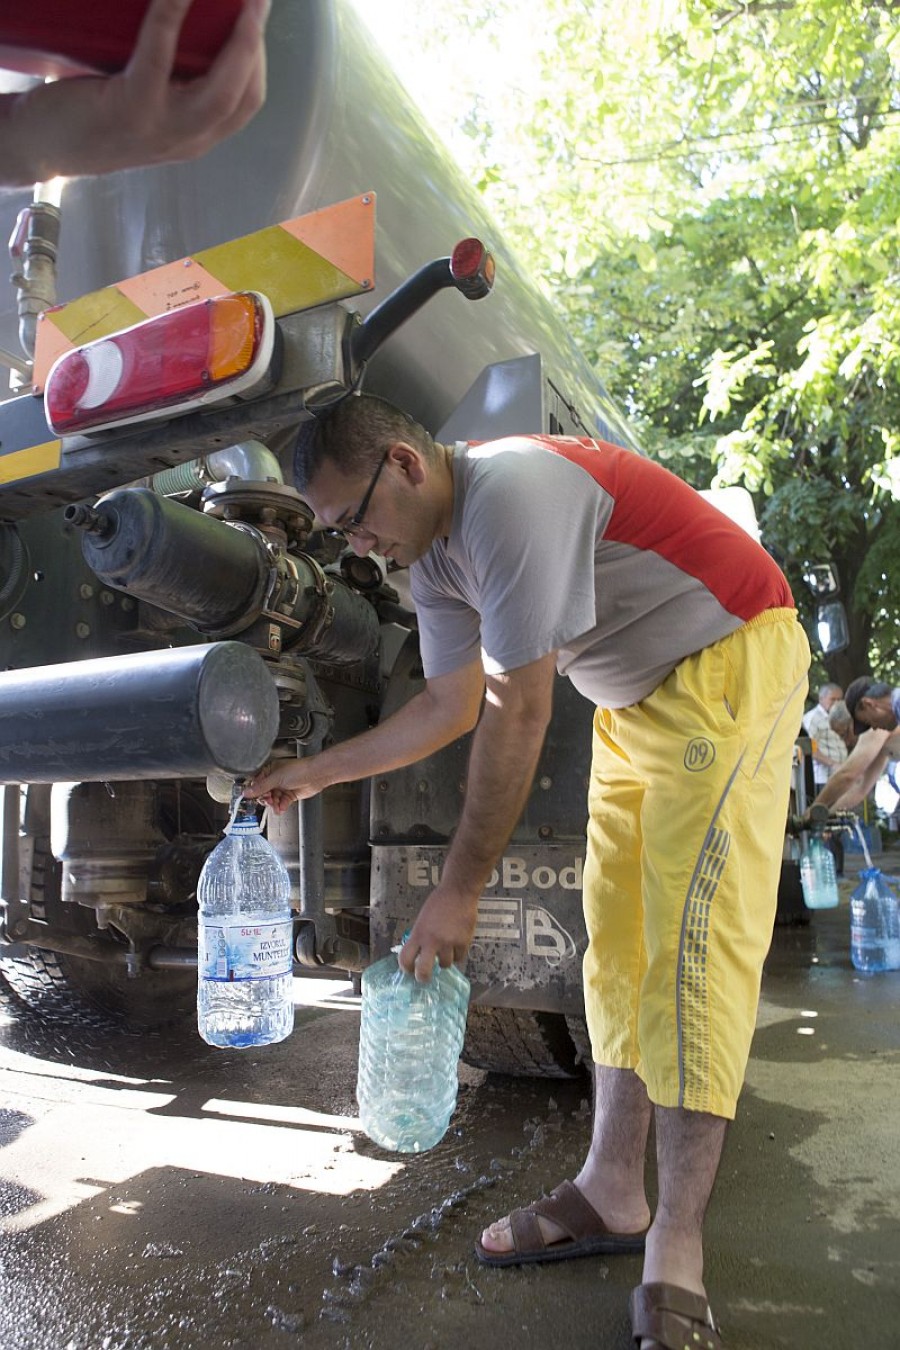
[44,292,275,436]
[450,238,495,299]
[451,238,487,278]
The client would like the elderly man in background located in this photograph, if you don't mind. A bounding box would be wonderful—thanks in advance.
[813,700,854,875]
[803,682,844,791]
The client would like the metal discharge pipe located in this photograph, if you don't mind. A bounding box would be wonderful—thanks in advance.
[9,199,61,360]
[150,439,283,498]
[0,642,279,784]
[0,785,20,913]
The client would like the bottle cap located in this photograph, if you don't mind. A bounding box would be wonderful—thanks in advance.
[224,803,261,834]
[225,817,260,833]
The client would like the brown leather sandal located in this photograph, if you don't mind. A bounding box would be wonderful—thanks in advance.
[629,1281,722,1349]
[473,1179,648,1267]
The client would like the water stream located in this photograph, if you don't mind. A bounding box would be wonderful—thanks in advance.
[852,818,873,869]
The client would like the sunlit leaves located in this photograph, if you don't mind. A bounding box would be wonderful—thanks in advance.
[363,0,900,678]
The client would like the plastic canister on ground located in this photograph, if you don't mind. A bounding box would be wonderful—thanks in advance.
[850,867,900,973]
[357,951,471,1153]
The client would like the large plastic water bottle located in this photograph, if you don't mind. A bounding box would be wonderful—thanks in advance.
[357,951,470,1153]
[850,868,900,973]
[799,835,840,909]
[197,793,294,1047]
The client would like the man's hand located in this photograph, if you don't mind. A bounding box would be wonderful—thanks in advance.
[1,0,269,186]
[243,755,327,815]
[399,884,480,984]
[397,651,559,984]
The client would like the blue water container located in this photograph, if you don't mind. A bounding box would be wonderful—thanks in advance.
[357,952,470,1152]
[197,797,294,1047]
[850,868,900,973]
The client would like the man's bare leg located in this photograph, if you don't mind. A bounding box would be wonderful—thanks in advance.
[478,1064,652,1253]
[642,1105,726,1293]
[634,1106,726,1348]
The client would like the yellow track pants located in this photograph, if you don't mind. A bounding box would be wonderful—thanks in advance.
[582,609,810,1118]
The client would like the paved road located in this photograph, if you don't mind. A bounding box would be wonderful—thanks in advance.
[0,873,898,1349]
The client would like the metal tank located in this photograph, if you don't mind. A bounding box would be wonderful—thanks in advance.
[0,0,628,1072]
[0,0,631,445]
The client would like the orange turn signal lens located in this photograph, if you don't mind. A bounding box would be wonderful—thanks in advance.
[207,293,259,381]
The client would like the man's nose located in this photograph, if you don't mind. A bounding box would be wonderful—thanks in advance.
[350,534,374,557]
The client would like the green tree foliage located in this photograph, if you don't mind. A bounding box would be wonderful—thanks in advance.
[374,0,900,684]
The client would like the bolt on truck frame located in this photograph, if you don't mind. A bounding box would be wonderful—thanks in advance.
[0,0,838,1075]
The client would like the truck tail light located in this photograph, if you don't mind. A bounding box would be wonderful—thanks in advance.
[44,291,276,436]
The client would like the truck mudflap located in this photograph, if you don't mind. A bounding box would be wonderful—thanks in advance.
[369,843,587,1016]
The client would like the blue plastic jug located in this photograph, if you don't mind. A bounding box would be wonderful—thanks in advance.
[197,796,293,1047]
[850,868,900,973]
[357,952,470,1152]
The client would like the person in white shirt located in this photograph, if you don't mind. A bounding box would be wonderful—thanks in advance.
[802,682,844,789]
[813,700,853,874]
[816,700,852,780]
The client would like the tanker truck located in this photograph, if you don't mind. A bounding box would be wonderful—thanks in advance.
[0,0,835,1075]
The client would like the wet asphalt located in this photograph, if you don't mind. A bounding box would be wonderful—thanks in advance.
[0,850,898,1350]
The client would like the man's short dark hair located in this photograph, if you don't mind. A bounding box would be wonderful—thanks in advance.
[845,676,892,734]
[292,393,435,493]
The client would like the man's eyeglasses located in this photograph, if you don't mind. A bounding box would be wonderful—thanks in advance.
[325,450,388,541]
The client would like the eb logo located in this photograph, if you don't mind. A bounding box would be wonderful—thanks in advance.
[684,737,716,772]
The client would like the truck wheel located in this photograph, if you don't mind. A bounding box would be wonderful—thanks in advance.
[0,835,196,1030]
[0,948,119,1029]
[0,965,20,1012]
[0,945,196,1030]
[461,1006,588,1078]
[564,1014,593,1070]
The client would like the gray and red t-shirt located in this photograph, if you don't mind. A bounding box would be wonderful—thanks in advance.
[410,436,793,709]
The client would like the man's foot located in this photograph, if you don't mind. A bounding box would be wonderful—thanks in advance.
[475,1179,650,1267]
[630,1282,721,1349]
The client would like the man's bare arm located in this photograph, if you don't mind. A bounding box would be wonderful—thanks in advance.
[0,0,269,187]
[244,660,487,814]
[399,652,558,981]
[811,728,897,811]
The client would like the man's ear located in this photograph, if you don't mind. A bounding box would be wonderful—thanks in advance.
[389,441,427,485]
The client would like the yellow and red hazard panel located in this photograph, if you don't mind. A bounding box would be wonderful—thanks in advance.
[33,193,376,393]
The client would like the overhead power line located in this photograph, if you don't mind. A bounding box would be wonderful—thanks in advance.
[571,109,900,168]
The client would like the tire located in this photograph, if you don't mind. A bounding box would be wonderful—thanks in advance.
[564,1014,593,1070]
[0,964,19,1012]
[0,946,195,1030]
[461,1005,587,1079]
[0,824,196,1031]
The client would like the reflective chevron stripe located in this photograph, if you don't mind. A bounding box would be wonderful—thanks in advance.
[32,193,376,392]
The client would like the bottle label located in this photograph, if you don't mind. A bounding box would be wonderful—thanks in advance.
[199,917,293,981]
